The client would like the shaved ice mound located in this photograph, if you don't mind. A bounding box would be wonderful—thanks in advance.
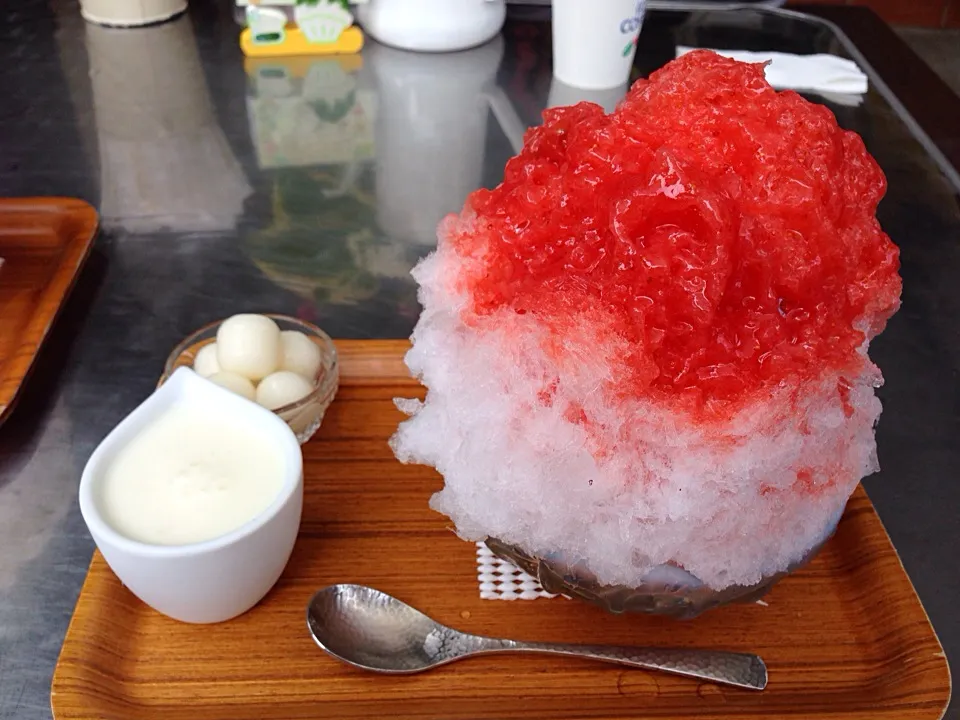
[390,51,901,606]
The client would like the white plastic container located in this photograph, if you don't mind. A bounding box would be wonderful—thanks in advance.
[79,367,304,624]
[552,0,646,90]
[356,0,506,53]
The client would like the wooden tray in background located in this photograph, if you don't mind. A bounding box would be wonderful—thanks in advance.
[51,340,950,720]
[0,198,98,426]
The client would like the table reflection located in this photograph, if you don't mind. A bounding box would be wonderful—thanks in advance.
[239,37,525,329]
[365,36,523,246]
[243,54,384,310]
[87,14,252,233]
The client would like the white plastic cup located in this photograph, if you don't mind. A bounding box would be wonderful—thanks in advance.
[552,0,646,90]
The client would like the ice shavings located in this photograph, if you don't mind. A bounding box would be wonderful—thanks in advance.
[390,51,901,592]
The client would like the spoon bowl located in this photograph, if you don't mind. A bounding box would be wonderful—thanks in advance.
[308,583,463,673]
[307,584,768,689]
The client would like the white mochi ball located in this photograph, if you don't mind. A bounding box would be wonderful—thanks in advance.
[216,314,282,382]
[256,370,315,411]
[280,330,323,381]
[207,371,257,402]
[192,343,221,378]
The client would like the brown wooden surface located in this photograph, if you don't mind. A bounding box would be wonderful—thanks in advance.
[0,198,98,427]
[52,340,951,719]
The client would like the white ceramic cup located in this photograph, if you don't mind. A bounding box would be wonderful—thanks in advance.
[356,0,506,53]
[79,367,304,624]
[79,0,187,27]
[552,0,646,90]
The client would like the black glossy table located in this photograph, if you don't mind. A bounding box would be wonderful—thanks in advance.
[1,2,958,718]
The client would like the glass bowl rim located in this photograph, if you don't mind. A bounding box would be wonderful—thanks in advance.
[159,313,339,418]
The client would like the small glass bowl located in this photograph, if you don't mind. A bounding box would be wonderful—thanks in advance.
[160,314,339,445]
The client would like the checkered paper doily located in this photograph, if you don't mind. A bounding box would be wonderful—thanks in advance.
[476,542,772,607]
[476,542,562,600]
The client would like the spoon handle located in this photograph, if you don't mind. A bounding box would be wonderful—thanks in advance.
[489,640,767,690]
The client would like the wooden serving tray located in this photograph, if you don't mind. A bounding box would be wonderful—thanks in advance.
[0,198,98,426]
[52,340,950,720]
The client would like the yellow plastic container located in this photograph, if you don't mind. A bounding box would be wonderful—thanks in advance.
[241,24,363,57]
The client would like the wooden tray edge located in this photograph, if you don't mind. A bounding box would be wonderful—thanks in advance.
[51,554,108,720]
[0,197,99,426]
[853,489,952,716]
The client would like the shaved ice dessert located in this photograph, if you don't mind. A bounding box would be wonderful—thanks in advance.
[390,51,901,615]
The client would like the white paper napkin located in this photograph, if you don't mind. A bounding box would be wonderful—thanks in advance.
[676,46,868,101]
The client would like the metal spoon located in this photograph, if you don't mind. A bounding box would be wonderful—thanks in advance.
[306,584,767,690]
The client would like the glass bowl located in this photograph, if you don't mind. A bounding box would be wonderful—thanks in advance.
[160,314,339,444]
[485,508,843,619]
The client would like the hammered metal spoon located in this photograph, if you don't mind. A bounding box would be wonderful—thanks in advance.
[306,584,767,690]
